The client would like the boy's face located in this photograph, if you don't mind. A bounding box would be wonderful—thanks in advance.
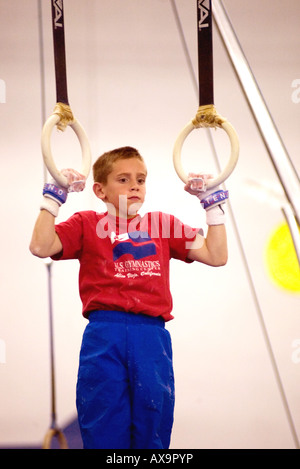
[93,157,147,218]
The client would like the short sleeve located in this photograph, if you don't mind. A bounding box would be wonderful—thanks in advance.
[166,214,199,262]
[51,212,83,260]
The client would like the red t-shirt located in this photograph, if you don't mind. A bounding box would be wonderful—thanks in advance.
[52,211,198,321]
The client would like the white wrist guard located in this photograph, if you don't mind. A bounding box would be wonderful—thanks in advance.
[40,196,60,217]
[205,204,226,225]
[196,188,228,225]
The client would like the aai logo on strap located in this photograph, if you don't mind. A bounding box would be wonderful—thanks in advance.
[53,0,63,29]
[198,0,211,30]
[112,231,157,261]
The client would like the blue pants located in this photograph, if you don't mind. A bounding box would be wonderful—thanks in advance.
[76,310,175,449]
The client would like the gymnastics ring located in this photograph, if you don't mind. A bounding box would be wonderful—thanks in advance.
[173,118,239,189]
[42,428,68,449]
[41,113,92,189]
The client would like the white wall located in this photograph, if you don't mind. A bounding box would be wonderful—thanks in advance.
[0,0,299,448]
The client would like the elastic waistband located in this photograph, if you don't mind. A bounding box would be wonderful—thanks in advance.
[88,310,165,328]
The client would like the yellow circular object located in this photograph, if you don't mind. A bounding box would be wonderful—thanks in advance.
[265,222,300,293]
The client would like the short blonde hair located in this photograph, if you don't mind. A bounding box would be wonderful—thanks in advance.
[93,146,145,184]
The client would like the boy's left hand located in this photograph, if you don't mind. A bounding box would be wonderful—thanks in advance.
[184,172,229,226]
[184,173,214,196]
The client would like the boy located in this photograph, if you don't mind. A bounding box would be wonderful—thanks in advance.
[30,146,228,449]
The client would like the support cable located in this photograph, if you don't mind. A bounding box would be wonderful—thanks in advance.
[37,0,68,449]
[172,0,239,190]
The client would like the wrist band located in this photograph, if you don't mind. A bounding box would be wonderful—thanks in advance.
[40,197,60,217]
[200,190,229,210]
[43,182,68,204]
[206,204,226,225]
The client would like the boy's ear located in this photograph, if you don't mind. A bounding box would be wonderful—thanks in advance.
[93,182,106,200]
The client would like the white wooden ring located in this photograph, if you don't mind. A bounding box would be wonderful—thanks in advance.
[173,119,239,189]
[41,113,92,188]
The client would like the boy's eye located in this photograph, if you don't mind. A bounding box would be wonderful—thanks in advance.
[138,178,145,184]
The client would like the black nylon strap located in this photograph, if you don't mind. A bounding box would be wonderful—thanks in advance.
[51,0,69,105]
[197,0,214,106]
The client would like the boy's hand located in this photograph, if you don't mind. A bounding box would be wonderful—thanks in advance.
[184,173,214,195]
[62,168,86,193]
[184,172,229,225]
[41,168,86,217]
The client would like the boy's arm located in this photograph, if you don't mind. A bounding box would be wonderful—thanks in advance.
[29,168,85,259]
[30,210,63,258]
[187,225,227,266]
[185,174,228,267]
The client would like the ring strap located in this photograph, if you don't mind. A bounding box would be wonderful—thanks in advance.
[197,0,214,106]
[51,0,69,105]
[192,104,225,128]
[53,102,74,132]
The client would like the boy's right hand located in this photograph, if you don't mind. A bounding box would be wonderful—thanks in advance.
[41,168,86,217]
[62,168,86,193]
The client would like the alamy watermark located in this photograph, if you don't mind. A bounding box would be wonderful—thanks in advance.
[291,79,300,104]
[291,339,300,365]
[0,79,6,103]
[0,339,6,364]
[95,196,204,250]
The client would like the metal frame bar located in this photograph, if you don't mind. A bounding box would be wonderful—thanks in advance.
[212,0,300,230]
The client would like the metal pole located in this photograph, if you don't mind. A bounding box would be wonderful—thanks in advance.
[212,0,300,227]
[282,204,300,269]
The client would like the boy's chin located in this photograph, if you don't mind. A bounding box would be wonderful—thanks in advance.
[105,201,143,218]
[127,201,143,217]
